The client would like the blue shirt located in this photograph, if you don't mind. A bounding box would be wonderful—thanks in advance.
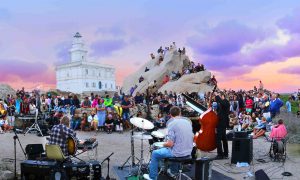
[286,101,291,112]
[166,117,194,157]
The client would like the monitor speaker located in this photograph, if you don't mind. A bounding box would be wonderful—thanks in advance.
[231,136,253,164]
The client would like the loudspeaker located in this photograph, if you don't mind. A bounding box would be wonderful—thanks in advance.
[231,136,253,164]
[21,160,59,180]
[25,144,44,160]
[255,169,270,180]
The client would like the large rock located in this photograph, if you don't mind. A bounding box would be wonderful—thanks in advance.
[159,81,213,94]
[0,170,14,180]
[122,49,189,95]
[0,84,16,99]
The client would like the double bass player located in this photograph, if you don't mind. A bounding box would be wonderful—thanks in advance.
[214,91,230,159]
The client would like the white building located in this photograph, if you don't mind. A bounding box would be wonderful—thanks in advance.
[56,32,116,94]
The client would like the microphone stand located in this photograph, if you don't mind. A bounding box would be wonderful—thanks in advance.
[13,128,26,180]
[101,152,115,180]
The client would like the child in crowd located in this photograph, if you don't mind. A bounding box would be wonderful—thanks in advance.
[105,114,114,134]
[114,113,123,133]
[88,109,98,131]
[80,112,89,131]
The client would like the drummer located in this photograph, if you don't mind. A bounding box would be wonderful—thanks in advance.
[144,106,194,180]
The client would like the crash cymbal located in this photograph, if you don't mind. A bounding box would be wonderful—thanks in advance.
[130,117,154,130]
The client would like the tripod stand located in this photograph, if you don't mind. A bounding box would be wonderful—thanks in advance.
[24,109,43,136]
[13,128,26,179]
[118,124,140,170]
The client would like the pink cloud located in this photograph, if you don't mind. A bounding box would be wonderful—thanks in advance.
[278,66,300,75]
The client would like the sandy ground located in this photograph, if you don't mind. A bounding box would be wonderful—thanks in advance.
[0,130,299,180]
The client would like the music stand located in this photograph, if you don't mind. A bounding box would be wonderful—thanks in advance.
[24,109,43,136]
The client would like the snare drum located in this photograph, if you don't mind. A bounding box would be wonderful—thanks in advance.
[151,131,165,142]
[151,142,165,151]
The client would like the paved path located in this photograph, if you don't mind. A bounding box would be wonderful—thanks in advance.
[0,130,299,179]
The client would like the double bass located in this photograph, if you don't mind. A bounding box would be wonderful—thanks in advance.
[194,86,218,151]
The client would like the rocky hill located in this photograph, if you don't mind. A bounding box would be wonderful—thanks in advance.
[122,47,213,95]
[0,83,16,99]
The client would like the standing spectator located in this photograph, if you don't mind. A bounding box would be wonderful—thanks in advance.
[97,99,106,130]
[269,93,283,118]
[286,97,292,113]
[259,80,264,91]
[215,92,230,159]
[91,95,99,108]
[121,96,132,129]
[245,95,253,114]
[182,47,186,55]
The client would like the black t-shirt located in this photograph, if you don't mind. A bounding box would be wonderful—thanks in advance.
[121,100,131,113]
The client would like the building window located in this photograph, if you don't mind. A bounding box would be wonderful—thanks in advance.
[99,72,101,77]
[92,82,96,87]
[111,84,113,89]
[98,81,102,89]
[85,69,88,75]
[105,83,107,89]
[86,82,89,87]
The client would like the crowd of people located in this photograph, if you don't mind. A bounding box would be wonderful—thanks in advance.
[0,81,292,139]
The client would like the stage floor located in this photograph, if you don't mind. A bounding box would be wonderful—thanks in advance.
[112,165,234,180]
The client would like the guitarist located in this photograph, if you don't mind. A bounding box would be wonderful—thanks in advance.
[48,116,82,156]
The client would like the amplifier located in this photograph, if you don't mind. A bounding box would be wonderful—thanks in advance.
[21,160,58,180]
[63,162,90,180]
[233,131,248,138]
[88,160,102,180]
[63,160,102,180]
[231,136,253,164]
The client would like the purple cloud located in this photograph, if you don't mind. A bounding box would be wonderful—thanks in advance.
[96,26,125,37]
[278,66,300,75]
[277,10,300,34]
[90,39,127,57]
[189,19,300,77]
[0,59,51,82]
[54,41,71,65]
[187,21,266,56]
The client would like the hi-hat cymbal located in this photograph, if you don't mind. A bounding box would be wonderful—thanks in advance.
[132,134,153,140]
[130,117,154,130]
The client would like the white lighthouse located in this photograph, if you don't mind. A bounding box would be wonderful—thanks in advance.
[69,32,88,62]
[56,32,116,94]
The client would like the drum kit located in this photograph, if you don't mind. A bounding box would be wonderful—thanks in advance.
[118,117,166,177]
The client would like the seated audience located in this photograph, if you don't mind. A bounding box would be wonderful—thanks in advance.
[105,114,114,134]
[253,117,267,139]
[88,110,98,131]
[269,119,287,141]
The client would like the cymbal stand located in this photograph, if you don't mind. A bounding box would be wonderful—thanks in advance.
[137,119,146,176]
[118,124,140,171]
[24,109,43,136]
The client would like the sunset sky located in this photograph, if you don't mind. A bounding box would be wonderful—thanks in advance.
[0,0,300,93]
